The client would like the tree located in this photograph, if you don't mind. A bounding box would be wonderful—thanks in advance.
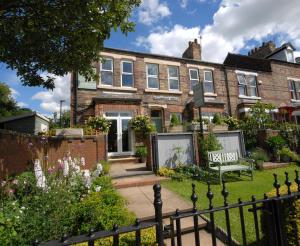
[0,82,32,117]
[0,1,141,89]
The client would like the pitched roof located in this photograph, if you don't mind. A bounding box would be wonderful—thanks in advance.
[265,42,296,59]
[223,53,272,72]
[0,112,50,123]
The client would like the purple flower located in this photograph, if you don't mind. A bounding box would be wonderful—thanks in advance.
[47,167,55,174]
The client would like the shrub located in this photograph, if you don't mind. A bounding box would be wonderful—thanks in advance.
[212,113,223,125]
[223,116,239,130]
[170,113,180,127]
[135,146,148,159]
[267,135,286,156]
[87,116,111,133]
[250,148,270,162]
[261,183,300,246]
[279,123,300,151]
[278,147,300,163]
[204,132,223,152]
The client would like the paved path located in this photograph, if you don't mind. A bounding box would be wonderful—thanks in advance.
[117,185,224,245]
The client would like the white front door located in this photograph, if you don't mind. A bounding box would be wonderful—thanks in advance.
[105,112,133,156]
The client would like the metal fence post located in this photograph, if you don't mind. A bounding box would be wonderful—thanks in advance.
[153,184,164,246]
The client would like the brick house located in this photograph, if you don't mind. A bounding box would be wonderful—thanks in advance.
[70,40,228,156]
[223,41,300,122]
[70,39,300,157]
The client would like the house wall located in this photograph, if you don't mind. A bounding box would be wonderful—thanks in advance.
[0,130,106,179]
[2,116,36,134]
[71,49,228,128]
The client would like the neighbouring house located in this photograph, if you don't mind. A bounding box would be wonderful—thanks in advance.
[70,39,300,157]
[0,112,50,135]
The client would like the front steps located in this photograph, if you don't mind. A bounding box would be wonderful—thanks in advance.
[108,156,140,164]
[113,174,168,189]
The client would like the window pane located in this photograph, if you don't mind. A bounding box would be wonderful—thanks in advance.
[248,76,257,86]
[191,79,198,89]
[204,71,213,81]
[101,71,113,85]
[190,69,198,80]
[239,86,246,96]
[147,64,158,76]
[148,77,159,89]
[249,87,257,97]
[204,82,214,93]
[122,62,132,73]
[101,59,112,70]
[122,74,133,87]
[169,79,179,90]
[237,74,246,85]
[168,66,178,77]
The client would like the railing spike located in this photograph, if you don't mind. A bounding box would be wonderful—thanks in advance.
[263,193,268,199]
[32,239,39,246]
[221,179,229,206]
[135,218,141,226]
[88,228,95,237]
[61,233,68,243]
[251,195,256,202]
[176,208,180,216]
[273,173,280,197]
[285,172,292,195]
[206,181,214,209]
[113,224,119,231]
[191,183,198,212]
[295,170,300,192]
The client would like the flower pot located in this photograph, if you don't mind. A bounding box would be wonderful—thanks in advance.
[210,124,228,132]
[169,125,184,133]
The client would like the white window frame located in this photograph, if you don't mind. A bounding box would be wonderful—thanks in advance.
[203,70,214,94]
[168,66,180,91]
[146,63,159,89]
[121,60,134,87]
[236,72,258,98]
[189,69,199,91]
[100,58,113,86]
[289,80,300,100]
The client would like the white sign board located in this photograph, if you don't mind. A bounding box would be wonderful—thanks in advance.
[193,83,204,107]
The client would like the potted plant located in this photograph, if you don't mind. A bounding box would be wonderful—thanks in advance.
[169,113,184,132]
[135,145,147,163]
[266,135,286,162]
[130,115,155,143]
[210,113,228,132]
[189,118,208,131]
[87,116,111,134]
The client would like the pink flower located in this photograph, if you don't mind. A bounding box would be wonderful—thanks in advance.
[58,163,64,170]
[12,179,18,185]
[8,189,15,194]
[47,167,55,174]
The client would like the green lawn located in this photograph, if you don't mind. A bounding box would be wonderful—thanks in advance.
[161,165,300,245]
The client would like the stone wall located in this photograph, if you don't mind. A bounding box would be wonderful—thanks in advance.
[0,130,106,179]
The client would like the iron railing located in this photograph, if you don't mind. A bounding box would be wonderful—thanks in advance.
[37,170,300,246]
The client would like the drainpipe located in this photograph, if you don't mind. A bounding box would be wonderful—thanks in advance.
[223,66,232,116]
[74,72,78,126]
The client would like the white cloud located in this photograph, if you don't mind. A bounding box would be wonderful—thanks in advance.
[138,0,171,25]
[17,101,28,108]
[136,0,300,62]
[9,87,20,99]
[180,0,188,8]
[136,25,201,57]
[32,74,70,113]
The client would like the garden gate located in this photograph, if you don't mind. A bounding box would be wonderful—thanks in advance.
[37,171,300,246]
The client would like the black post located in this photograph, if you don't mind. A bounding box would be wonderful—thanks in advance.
[153,184,164,246]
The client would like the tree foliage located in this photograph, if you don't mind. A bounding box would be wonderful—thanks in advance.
[0,0,141,89]
[0,82,32,117]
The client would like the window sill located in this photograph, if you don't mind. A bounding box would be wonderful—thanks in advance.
[238,95,261,100]
[144,89,182,95]
[188,91,217,97]
[98,85,137,92]
[291,99,300,103]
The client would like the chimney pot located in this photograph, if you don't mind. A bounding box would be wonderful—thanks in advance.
[194,38,198,43]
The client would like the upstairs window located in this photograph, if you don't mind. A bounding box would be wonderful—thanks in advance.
[237,73,258,97]
[289,80,300,100]
[78,67,97,89]
[204,70,214,93]
[100,58,113,86]
[168,66,180,91]
[189,69,199,90]
[121,61,134,87]
[147,64,159,89]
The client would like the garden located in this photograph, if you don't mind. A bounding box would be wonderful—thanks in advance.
[0,156,156,245]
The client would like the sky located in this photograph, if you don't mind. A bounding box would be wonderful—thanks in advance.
[1,0,300,118]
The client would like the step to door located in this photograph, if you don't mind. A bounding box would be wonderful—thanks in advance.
[113,175,169,189]
[108,156,140,164]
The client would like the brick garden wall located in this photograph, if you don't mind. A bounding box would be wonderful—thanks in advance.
[0,130,107,179]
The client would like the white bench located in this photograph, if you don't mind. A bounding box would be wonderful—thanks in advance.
[208,150,254,184]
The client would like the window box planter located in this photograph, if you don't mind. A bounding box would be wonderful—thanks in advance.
[168,125,184,133]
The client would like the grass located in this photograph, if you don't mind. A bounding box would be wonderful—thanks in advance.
[161,165,300,245]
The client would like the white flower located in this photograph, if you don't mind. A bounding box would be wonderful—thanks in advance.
[34,159,47,189]
[96,163,103,172]
[1,181,6,187]
[95,186,101,192]
[82,170,91,188]
[80,157,86,166]
[63,160,69,177]
[21,206,25,210]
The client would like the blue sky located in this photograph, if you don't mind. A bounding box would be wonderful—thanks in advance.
[1,0,300,117]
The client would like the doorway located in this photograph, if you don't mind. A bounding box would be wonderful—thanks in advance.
[151,110,163,133]
[105,112,133,156]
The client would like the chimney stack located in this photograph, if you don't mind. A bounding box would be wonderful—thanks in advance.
[182,39,201,61]
[248,41,276,58]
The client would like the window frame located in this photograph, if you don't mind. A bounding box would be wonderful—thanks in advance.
[100,58,113,86]
[168,66,180,91]
[146,63,159,89]
[289,80,300,100]
[237,72,258,98]
[121,60,134,88]
[169,112,183,124]
[189,68,199,91]
[203,70,215,94]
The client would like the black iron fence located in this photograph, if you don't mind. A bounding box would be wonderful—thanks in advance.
[37,171,300,246]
